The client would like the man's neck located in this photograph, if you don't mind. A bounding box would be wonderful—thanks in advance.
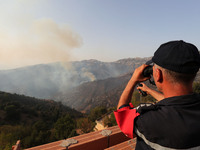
[163,83,193,98]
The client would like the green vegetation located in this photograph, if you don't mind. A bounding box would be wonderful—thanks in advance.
[103,112,117,127]
[2,82,199,149]
[88,106,107,122]
[131,91,156,107]
[0,91,118,149]
[77,118,95,133]
[0,91,82,150]
[77,106,117,133]
[77,106,108,134]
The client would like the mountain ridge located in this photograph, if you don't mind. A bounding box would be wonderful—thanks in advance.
[0,57,150,99]
[1,57,198,112]
[55,73,132,113]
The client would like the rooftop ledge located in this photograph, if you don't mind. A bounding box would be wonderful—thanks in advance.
[12,126,136,150]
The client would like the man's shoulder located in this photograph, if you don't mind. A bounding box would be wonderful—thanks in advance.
[135,94,200,128]
[135,103,157,114]
[134,95,200,149]
[135,103,161,130]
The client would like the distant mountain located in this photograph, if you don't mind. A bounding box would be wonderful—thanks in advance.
[55,73,132,113]
[0,57,199,112]
[55,72,158,113]
[56,69,200,113]
[0,57,150,99]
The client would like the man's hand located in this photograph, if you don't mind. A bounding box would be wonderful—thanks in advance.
[117,64,151,109]
[130,64,151,83]
[137,83,164,101]
[137,82,151,94]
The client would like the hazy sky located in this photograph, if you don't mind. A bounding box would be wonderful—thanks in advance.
[0,0,200,69]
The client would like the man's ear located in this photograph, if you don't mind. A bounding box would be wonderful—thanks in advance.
[155,68,163,83]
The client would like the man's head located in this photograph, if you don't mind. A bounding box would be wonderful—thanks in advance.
[153,64,197,92]
[150,40,200,92]
[152,40,200,74]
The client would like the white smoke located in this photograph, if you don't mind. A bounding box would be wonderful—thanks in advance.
[0,19,82,69]
[0,1,82,69]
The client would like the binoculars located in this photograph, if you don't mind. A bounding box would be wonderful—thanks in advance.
[143,65,153,77]
[138,65,154,96]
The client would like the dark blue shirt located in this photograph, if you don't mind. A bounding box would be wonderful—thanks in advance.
[134,94,200,150]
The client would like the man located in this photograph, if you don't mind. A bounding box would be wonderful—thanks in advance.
[114,40,200,149]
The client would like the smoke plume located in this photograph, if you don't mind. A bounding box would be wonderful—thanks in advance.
[0,18,82,69]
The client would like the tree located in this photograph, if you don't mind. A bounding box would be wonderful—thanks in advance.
[77,118,95,133]
[33,121,48,132]
[4,105,20,122]
[88,106,107,122]
[54,114,76,139]
[103,112,117,127]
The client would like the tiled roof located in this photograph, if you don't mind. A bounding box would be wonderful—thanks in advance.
[13,126,136,150]
[105,138,136,150]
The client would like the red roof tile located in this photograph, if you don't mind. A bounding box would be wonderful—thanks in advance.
[25,126,130,150]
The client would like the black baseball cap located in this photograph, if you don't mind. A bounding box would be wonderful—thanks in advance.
[148,40,200,74]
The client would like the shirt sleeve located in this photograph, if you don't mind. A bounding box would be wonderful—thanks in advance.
[114,103,140,138]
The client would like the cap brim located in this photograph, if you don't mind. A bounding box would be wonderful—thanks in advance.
[145,59,153,65]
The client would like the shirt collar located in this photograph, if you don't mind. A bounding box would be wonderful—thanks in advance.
[156,93,200,106]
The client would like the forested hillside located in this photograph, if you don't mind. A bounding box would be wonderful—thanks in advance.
[0,91,82,150]
[0,91,119,150]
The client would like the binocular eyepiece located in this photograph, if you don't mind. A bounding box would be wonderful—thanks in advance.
[142,65,153,77]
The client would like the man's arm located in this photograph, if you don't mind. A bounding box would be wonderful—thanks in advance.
[137,83,164,101]
[117,64,150,109]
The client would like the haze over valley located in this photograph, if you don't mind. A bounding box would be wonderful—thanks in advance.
[0,57,150,111]
[0,56,199,113]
